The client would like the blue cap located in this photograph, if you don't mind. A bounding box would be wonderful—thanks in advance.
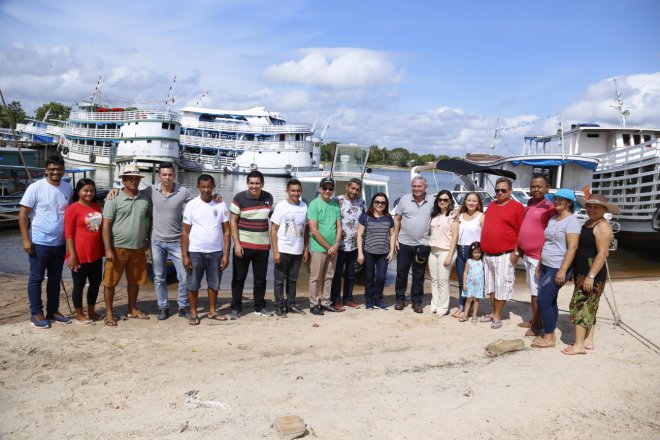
[545,188,578,211]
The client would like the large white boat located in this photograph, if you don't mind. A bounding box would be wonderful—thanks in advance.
[60,103,181,168]
[15,118,62,143]
[178,106,320,176]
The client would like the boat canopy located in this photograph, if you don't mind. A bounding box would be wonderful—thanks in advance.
[509,159,598,171]
[432,159,517,180]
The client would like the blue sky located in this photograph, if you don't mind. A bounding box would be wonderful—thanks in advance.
[1,0,659,155]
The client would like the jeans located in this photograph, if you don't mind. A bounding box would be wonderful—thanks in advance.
[395,243,426,304]
[537,264,571,333]
[330,248,358,303]
[151,239,188,309]
[455,245,471,310]
[231,248,269,312]
[71,258,103,309]
[28,244,66,316]
[364,252,388,304]
[273,252,303,308]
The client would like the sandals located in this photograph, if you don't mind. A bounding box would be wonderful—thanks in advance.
[531,337,556,348]
[127,310,150,320]
[189,316,201,326]
[104,319,117,327]
[490,320,503,329]
[561,345,587,355]
[471,316,478,323]
[479,315,493,323]
[458,315,468,322]
[208,314,227,321]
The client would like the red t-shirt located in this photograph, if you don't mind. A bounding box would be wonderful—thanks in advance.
[517,198,557,259]
[64,202,104,263]
[480,200,525,254]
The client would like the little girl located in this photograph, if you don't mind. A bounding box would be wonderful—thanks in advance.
[460,241,485,322]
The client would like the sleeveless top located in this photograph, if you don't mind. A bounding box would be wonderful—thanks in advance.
[572,221,607,282]
[458,212,483,246]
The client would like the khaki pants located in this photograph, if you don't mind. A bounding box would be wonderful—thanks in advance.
[308,252,337,308]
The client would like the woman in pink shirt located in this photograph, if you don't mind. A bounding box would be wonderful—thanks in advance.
[428,190,459,315]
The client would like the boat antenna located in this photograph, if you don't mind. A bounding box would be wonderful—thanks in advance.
[610,77,630,127]
[90,76,103,106]
[194,91,208,108]
[165,76,177,110]
[42,109,51,122]
[320,124,330,139]
[490,119,500,152]
[0,88,32,179]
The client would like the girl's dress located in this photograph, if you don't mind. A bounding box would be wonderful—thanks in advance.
[462,259,485,299]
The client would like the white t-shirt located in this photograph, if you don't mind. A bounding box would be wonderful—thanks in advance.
[182,197,230,253]
[271,199,307,255]
[20,178,73,246]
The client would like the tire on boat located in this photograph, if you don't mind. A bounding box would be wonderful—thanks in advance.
[250,163,258,171]
[284,164,293,173]
[195,156,203,166]
[62,146,69,156]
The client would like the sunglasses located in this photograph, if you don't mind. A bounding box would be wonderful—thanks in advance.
[438,198,450,202]
[495,188,509,194]
[553,196,567,202]
[321,186,334,191]
[373,200,387,205]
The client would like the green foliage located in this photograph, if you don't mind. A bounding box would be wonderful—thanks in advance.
[321,142,464,167]
[0,101,26,129]
[34,102,71,121]
[320,141,337,162]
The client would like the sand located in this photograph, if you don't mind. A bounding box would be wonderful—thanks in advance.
[0,272,659,439]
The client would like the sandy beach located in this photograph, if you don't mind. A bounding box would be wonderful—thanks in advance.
[0,272,659,439]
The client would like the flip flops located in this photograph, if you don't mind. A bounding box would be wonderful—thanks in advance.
[189,316,201,326]
[561,345,587,355]
[208,314,227,321]
[479,315,493,323]
[491,320,503,329]
[127,310,150,320]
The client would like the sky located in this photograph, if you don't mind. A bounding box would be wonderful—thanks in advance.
[1,0,659,156]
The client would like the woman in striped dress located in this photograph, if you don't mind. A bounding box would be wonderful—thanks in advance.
[357,193,395,310]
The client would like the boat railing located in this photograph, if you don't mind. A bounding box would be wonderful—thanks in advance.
[63,127,121,139]
[62,139,112,156]
[69,110,182,123]
[16,123,49,135]
[596,139,660,171]
[180,135,313,151]
[181,119,313,134]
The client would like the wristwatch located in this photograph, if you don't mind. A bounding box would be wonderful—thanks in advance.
[588,273,595,279]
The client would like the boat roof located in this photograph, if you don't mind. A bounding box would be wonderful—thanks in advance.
[417,159,517,180]
[0,164,96,173]
[179,106,281,118]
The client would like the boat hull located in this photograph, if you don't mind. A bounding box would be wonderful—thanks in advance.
[179,149,319,176]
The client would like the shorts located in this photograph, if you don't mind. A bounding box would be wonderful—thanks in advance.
[522,255,539,297]
[103,247,148,287]
[188,251,223,291]
[483,253,515,301]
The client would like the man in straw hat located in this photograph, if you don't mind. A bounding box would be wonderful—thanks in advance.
[102,164,152,326]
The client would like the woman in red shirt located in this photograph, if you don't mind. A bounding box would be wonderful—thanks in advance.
[64,178,104,324]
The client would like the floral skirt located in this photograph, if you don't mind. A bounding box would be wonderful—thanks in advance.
[569,274,606,329]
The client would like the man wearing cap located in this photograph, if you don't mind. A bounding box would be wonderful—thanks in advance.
[102,164,152,326]
[19,155,73,328]
[330,177,366,310]
[480,177,525,329]
[515,174,556,335]
[393,176,434,313]
[307,177,342,315]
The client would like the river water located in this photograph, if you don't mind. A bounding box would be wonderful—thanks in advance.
[1,167,658,280]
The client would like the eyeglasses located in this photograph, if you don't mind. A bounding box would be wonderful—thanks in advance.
[553,196,567,202]
[321,186,334,192]
[495,188,509,194]
[373,200,387,205]
[438,198,450,203]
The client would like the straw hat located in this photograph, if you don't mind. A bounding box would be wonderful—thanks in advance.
[118,164,144,178]
[576,194,620,215]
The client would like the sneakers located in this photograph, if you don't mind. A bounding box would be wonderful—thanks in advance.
[332,301,345,311]
[412,303,424,314]
[46,312,71,324]
[275,308,287,318]
[374,300,389,310]
[287,305,306,315]
[178,307,191,320]
[255,308,273,317]
[229,310,240,320]
[157,308,170,321]
[31,313,50,329]
[394,300,406,311]
[343,300,361,309]
[310,305,324,315]
[365,301,374,310]
[321,304,342,313]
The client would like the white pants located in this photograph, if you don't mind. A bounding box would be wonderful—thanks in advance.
[522,255,539,297]
[428,248,456,314]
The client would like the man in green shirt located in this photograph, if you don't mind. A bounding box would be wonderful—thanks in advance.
[307,177,342,315]
[102,165,152,326]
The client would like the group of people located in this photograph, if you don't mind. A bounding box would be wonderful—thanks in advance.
[19,156,618,354]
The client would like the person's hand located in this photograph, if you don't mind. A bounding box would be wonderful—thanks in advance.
[66,255,79,270]
[273,251,281,265]
[443,256,451,267]
[387,251,394,263]
[535,264,541,279]
[302,249,310,263]
[183,255,192,272]
[510,252,519,265]
[106,188,120,200]
[394,238,400,253]
[220,255,229,271]
[357,253,364,265]
[212,193,223,203]
[327,244,338,256]
[105,249,116,263]
[234,244,244,258]
[555,269,567,285]
[582,276,594,293]
[22,238,34,256]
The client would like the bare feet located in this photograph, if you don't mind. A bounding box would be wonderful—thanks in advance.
[88,311,104,322]
[585,341,595,350]
[562,345,587,355]
[127,309,150,320]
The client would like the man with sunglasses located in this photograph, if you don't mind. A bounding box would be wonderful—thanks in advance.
[480,177,525,329]
[19,156,73,328]
[393,176,434,313]
[307,177,342,315]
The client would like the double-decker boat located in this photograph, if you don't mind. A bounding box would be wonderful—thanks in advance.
[60,103,181,168]
[178,106,320,176]
[16,118,62,143]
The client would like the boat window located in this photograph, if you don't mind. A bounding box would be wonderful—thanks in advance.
[147,140,152,143]
[622,134,631,146]
[643,135,651,143]
[587,133,600,138]
[633,134,641,145]
[162,123,169,130]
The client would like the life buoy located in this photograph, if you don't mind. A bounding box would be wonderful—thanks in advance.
[652,207,660,232]
[284,164,293,173]
[62,146,69,156]
[195,156,203,166]
[250,163,258,171]
[231,162,239,170]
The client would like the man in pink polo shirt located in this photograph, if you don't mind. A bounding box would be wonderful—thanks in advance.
[515,174,557,336]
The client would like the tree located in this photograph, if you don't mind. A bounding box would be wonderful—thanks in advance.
[0,100,26,129]
[389,147,410,167]
[34,102,71,121]
[320,141,337,162]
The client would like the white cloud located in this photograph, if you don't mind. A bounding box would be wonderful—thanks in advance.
[262,48,403,89]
